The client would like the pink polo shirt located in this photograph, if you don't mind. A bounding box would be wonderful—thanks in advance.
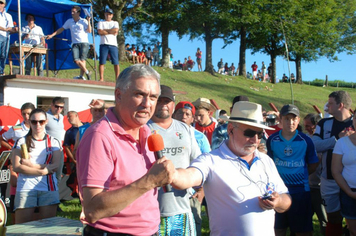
[76,108,159,235]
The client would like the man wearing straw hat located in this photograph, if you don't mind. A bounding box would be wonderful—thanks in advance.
[171,101,292,235]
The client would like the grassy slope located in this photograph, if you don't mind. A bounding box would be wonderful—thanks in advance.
[54,60,355,116]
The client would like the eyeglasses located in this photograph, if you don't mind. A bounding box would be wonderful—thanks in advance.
[55,105,64,109]
[30,120,46,125]
[234,126,263,139]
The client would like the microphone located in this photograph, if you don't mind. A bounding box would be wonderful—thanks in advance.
[21,143,29,159]
[147,133,171,192]
[147,133,164,160]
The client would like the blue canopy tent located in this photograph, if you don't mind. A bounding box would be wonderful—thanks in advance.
[5,0,93,74]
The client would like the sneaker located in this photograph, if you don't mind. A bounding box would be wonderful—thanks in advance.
[81,75,86,80]
[85,71,92,80]
[73,75,81,79]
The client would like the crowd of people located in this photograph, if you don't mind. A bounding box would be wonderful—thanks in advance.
[1,63,355,236]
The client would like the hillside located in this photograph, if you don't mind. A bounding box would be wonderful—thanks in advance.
[27,60,356,117]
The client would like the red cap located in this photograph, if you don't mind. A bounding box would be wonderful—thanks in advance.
[175,101,196,116]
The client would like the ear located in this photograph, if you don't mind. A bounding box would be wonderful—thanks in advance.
[115,88,121,103]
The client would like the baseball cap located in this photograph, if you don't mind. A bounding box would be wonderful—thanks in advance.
[280,104,300,117]
[160,85,174,102]
[105,8,113,14]
[175,101,195,116]
[232,95,249,106]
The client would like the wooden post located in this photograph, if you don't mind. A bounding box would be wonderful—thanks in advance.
[325,75,328,87]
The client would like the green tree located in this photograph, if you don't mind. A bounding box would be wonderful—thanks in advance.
[174,0,237,74]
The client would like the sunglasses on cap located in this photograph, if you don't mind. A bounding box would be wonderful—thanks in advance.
[30,120,46,125]
[55,105,64,109]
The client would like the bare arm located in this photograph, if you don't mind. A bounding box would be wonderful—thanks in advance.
[11,148,50,176]
[73,132,80,160]
[97,28,118,36]
[171,167,203,190]
[332,153,356,199]
[86,17,92,33]
[64,146,76,164]
[82,157,175,223]
[46,27,65,40]
[258,192,292,213]
[0,136,12,150]
[308,162,319,175]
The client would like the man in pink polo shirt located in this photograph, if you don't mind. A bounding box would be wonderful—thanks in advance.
[76,64,176,236]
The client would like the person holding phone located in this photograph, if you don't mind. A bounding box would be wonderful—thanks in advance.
[11,109,61,224]
[172,102,291,235]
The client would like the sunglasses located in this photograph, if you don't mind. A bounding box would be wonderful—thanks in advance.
[0,2,4,4]
[55,105,64,109]
[234,126,263,139]
[243,129,264,139]
[30,120,46,125]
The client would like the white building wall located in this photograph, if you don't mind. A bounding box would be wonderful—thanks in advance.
[3,78,115,112]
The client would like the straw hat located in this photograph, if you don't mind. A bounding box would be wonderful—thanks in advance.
[192,98,216,112]
[221,101,274,130]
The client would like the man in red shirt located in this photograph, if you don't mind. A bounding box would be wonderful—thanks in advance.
[251,61,258,80]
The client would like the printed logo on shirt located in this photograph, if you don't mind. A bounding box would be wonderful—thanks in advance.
[162,147,184,156]
[274,158,305,168]
[284,145,293,156]
[175,132,182,139]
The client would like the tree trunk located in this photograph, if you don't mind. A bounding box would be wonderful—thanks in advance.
[116,16,126,62]
[239,26,246,77]
[204,28,214,74]
[295,56,302,84]
[161,26,170,68]
[270,53,277,84]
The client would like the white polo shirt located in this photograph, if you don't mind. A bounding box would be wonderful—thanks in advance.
[97,20,118,46]
[0,10,14,37]
[22,24,44,45]
[190,141,289,236]
[62,17,89,44]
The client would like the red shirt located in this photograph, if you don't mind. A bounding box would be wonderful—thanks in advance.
[251,64,258,71]
[195,121,216,145]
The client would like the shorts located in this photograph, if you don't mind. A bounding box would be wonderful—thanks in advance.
[275,191,313,233]
[159,212,196,236]
[196,58,201,62]
[322,192,340,213]
[340,188,356,220]
[99,44,119,65]
[14,190,59,210]
[72,43,89,61]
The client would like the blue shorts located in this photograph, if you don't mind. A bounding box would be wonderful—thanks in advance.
[159,212,196,236]
[275,191,313,233]
[14,190,59,210]
[340,188,356,220]
[99,44,119,65]
[72,43,89,61]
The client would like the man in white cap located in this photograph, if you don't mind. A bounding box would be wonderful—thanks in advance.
[171,101,291,235]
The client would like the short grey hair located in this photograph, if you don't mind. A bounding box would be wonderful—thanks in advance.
[116,64,161,92]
